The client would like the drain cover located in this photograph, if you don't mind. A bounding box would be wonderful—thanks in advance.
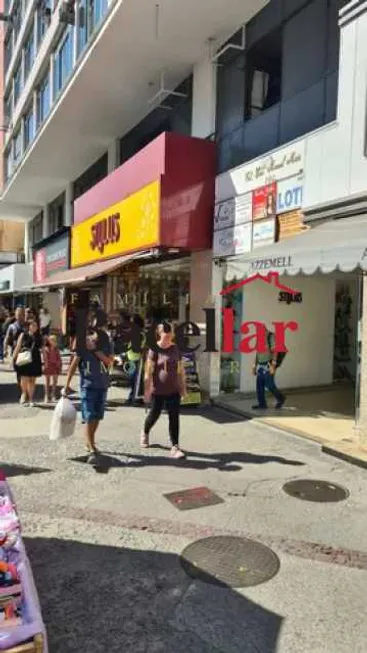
[180,536,280,587]
[164,487,224,511]
[283,479,349,502]
[0,406,39,419]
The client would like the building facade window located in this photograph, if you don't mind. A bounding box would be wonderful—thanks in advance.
[216,0,344,173]
[4,93,13,127]
[24,106,35,149]
[30,212,43,246]
[37,70,51,126]
[24,30,35,80]
[245,29,282,120]
[73,153,108,200]
[37,0,52,48]
[49,192,65,233]
[13,129,22,165]
[78,0,108,54]
[13,64,22,106]
[4,149,13,183]
[12,1,22,44]
[5,36,12,74]
[54,29,73,97]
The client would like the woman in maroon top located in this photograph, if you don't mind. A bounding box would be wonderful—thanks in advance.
[142,322,187,459]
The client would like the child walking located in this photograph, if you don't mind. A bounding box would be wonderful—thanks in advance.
[43,335,62,403]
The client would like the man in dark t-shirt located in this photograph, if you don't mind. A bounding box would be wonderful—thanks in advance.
[65,310,113,465]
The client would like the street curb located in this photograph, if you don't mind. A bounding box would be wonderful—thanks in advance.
[321,445,367,471]
[212,399,367,470]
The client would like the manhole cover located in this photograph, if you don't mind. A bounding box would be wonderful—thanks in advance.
[164,487,224,511]
[283,479,349,502]
[180,536,280,587]
[0,406,39,419]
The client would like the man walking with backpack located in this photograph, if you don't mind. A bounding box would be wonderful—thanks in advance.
[252,328,286,410]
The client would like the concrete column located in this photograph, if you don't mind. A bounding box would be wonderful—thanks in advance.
[107,139,120,173]
[191,43,217,139]
[209,260,224,398]
[355,273,367,445]
[64,183,73,226]
[24,220,30,263]
[42,205,49,239]
[189,250,214,397]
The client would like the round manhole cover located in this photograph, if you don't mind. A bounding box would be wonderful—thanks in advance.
[283,479,349,503]
[0,406,39,419]
[180,536,280,588]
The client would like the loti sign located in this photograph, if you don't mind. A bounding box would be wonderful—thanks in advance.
[276,177,303,215]
[71,181,160,267]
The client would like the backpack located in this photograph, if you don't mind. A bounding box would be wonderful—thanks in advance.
[267,332,287,369]
[7,322,23,348]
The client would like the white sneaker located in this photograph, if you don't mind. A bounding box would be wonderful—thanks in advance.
[170,446,186,459]
[28,402,35,408]
[19,394,27,405]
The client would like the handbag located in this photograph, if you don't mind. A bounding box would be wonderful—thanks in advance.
[16,349,32,367]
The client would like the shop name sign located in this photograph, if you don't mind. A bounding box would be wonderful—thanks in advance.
[33,232,70,283]
[250,255,292,272]
[75,272,299,357]
[216,141,305,201]
[71,180,159,268]
[90,213,121,254]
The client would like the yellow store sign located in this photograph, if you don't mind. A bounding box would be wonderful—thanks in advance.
[71,181,160,268]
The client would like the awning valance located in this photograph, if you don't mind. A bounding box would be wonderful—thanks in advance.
[224,216,367,278]
[32,251,151,289]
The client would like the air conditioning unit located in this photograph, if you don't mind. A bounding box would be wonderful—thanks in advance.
[59,1,75,25]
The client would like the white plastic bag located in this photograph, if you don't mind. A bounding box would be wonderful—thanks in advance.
[49,395,77,441]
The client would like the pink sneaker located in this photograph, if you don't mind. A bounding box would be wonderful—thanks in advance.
[170,446,186,459]
[140,433,149,448]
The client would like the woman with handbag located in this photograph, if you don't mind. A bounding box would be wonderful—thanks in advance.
[13,320,43,406]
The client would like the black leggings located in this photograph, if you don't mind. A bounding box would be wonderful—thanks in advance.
[144,393,180,447]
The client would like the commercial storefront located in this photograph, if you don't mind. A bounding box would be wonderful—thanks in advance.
[0,263,35,309]
[212,139,308,395]
[32,229,71,329]
[67,131,215,323]
[211,210,367,439]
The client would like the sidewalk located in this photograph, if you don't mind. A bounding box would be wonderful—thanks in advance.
[1,368,367,652]
[214,388,367,470]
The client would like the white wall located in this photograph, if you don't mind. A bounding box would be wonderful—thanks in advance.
[303,2,367,210]
[239,274,336,393]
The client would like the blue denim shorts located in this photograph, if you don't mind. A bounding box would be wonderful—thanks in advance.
[80,388,107,423]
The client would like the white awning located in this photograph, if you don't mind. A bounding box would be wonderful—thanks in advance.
[224,216,367,278]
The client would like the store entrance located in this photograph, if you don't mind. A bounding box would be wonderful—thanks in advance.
[114,257,191,323]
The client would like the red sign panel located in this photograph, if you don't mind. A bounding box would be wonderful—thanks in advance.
[252,182,277,221]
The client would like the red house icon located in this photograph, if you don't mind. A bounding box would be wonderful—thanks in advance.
[220,271,299,296]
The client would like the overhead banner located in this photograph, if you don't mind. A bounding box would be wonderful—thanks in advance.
[71,181,160,268]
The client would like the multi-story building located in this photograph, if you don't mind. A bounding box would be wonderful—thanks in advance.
[3,0,367,455]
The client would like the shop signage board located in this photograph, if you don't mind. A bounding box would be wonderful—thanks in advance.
[213,222,252,257]
[214,192,252,231]
[276,177,303,215]
[278,209,306,240]
[252,182,277,221]
[71,181,160,268]
[216,140,305,202]
[181,351,202,405]
[33,232,70,283]
[252,218,276,249]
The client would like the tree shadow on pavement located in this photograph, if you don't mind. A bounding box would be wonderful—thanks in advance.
[0,463,52,478]
[25,536,283,653]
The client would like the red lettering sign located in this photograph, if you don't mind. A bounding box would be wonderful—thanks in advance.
[90,213,121,254]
